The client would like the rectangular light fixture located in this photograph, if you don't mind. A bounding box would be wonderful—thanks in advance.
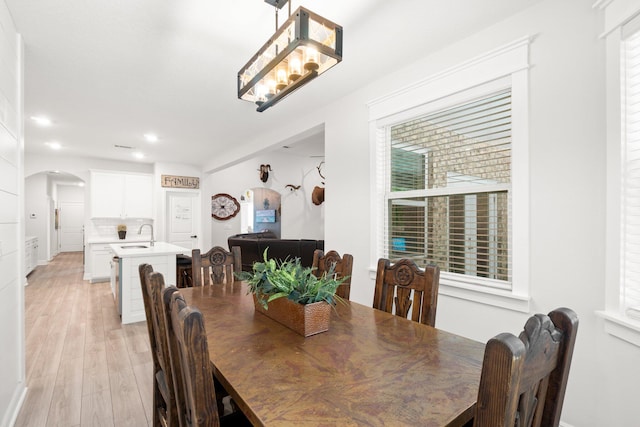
[238,5,343,112]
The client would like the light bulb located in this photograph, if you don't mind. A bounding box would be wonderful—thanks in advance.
[304,47,319,71]
[255,83,267,105]
[289,56,302,81]
[266,78,276,98]
[276,66,288,91]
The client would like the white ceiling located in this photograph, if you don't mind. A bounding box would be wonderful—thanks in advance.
[6,0,541,168]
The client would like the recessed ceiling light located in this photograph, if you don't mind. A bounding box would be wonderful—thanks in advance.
[78,182,85,187]
[31,116,52,126]
[144,133,158,143]
[132,151,145,159]
[45,141,62,150]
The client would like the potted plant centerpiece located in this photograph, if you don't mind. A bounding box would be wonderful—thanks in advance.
[236,249,346,337]
[117,224,127,240]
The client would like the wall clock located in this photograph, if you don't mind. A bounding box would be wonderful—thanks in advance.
[211,193,240,220]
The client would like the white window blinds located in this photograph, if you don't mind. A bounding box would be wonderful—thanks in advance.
[380,89,512,288]
[621,24,640,319]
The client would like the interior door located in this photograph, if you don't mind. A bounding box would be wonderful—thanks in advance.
[166,192,199,250]
[59,202,84,252]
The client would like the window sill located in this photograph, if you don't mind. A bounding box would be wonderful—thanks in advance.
[439,279,530,313]
[596,310,640,348]
[367,268,531,313]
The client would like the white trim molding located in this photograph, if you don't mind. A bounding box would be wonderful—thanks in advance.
[594,0,640,37]
[601,0,640,343]
[597,310,640,348]
[368,36,531,121]
[368,37,532,313]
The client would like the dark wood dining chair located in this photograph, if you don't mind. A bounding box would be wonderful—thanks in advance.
[191,246,242,286]
[166,287,251,427]
[472,307,579,427]
[312,249,354,300]
[138,264,178,427]
[373,258,440,327]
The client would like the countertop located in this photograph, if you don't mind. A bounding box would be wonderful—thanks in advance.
[87,237,151,244]
[109,241,189,258]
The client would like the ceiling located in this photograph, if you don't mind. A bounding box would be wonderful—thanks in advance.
[6,0,541,168]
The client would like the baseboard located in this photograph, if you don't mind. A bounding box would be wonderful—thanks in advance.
[1,383,26,427]
[560,421,575,427]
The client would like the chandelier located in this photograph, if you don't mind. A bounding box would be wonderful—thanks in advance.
[237,0,343,112]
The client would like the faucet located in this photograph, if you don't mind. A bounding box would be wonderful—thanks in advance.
[138,223,155,246]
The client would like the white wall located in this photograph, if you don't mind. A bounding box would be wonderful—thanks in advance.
[153,162,202,247]
[205,1,633,425]
[25,153,154,180]
[24,173,50,263]
[0,1,25,425]
[57,184,84,203]
[206,148,325,250]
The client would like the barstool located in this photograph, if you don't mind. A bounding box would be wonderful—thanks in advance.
[176,254,192,288]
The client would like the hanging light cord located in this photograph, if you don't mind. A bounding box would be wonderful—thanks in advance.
[274,0,292,30]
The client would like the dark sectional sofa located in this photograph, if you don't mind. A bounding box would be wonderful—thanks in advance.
[227,232,324,272]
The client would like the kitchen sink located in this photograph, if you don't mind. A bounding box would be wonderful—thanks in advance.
[120,245,149,249]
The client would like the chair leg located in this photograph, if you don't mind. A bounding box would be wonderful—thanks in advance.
[152,383,165,427]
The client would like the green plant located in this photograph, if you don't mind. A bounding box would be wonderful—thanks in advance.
[117,224,127,232]
[235,249,347,309]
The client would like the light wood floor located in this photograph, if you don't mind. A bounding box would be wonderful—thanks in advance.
[16,252,153,427]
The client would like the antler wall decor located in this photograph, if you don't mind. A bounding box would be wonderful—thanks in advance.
[312,161,325,206]
[258,164,272,183]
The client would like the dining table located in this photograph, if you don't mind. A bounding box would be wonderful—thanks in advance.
[181,282,485,427]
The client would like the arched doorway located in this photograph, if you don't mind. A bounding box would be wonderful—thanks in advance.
[25,171,85,263]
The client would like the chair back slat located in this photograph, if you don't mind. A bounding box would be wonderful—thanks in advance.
[192,246,242,286]
[312,249,353,300]
[373,258,440,327]
[169,290,220,427]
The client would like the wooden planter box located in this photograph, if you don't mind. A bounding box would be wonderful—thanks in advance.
[253,295,331,337]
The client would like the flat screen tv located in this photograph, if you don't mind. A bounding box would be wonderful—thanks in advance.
[255,209,276,223]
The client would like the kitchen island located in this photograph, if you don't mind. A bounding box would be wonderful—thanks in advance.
[110,242,188,324]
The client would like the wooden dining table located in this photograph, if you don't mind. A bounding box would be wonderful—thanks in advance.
[181,283,485,427]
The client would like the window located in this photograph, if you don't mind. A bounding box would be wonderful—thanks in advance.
[620,19,640,320]
[380,88,512,289]
[599,2,640,346]
[369,37,530,311]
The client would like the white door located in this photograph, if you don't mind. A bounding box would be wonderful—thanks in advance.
[166,192,199,251]
[59,202,84,252]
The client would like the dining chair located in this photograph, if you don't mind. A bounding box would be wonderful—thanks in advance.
[472,307,579,427]
[138,263,178,427]
[373,258,440,327]
[176,254,193,288]
[312,249,354,300]
[166,287,251,427]
[161,284,236,423]
[191,246,242,286]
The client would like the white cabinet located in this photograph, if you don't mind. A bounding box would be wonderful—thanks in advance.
[90,171,153,219]
[89,243,112,282]
[109,242,187,324]
[25,236,38,276]
[119,254,173,324]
